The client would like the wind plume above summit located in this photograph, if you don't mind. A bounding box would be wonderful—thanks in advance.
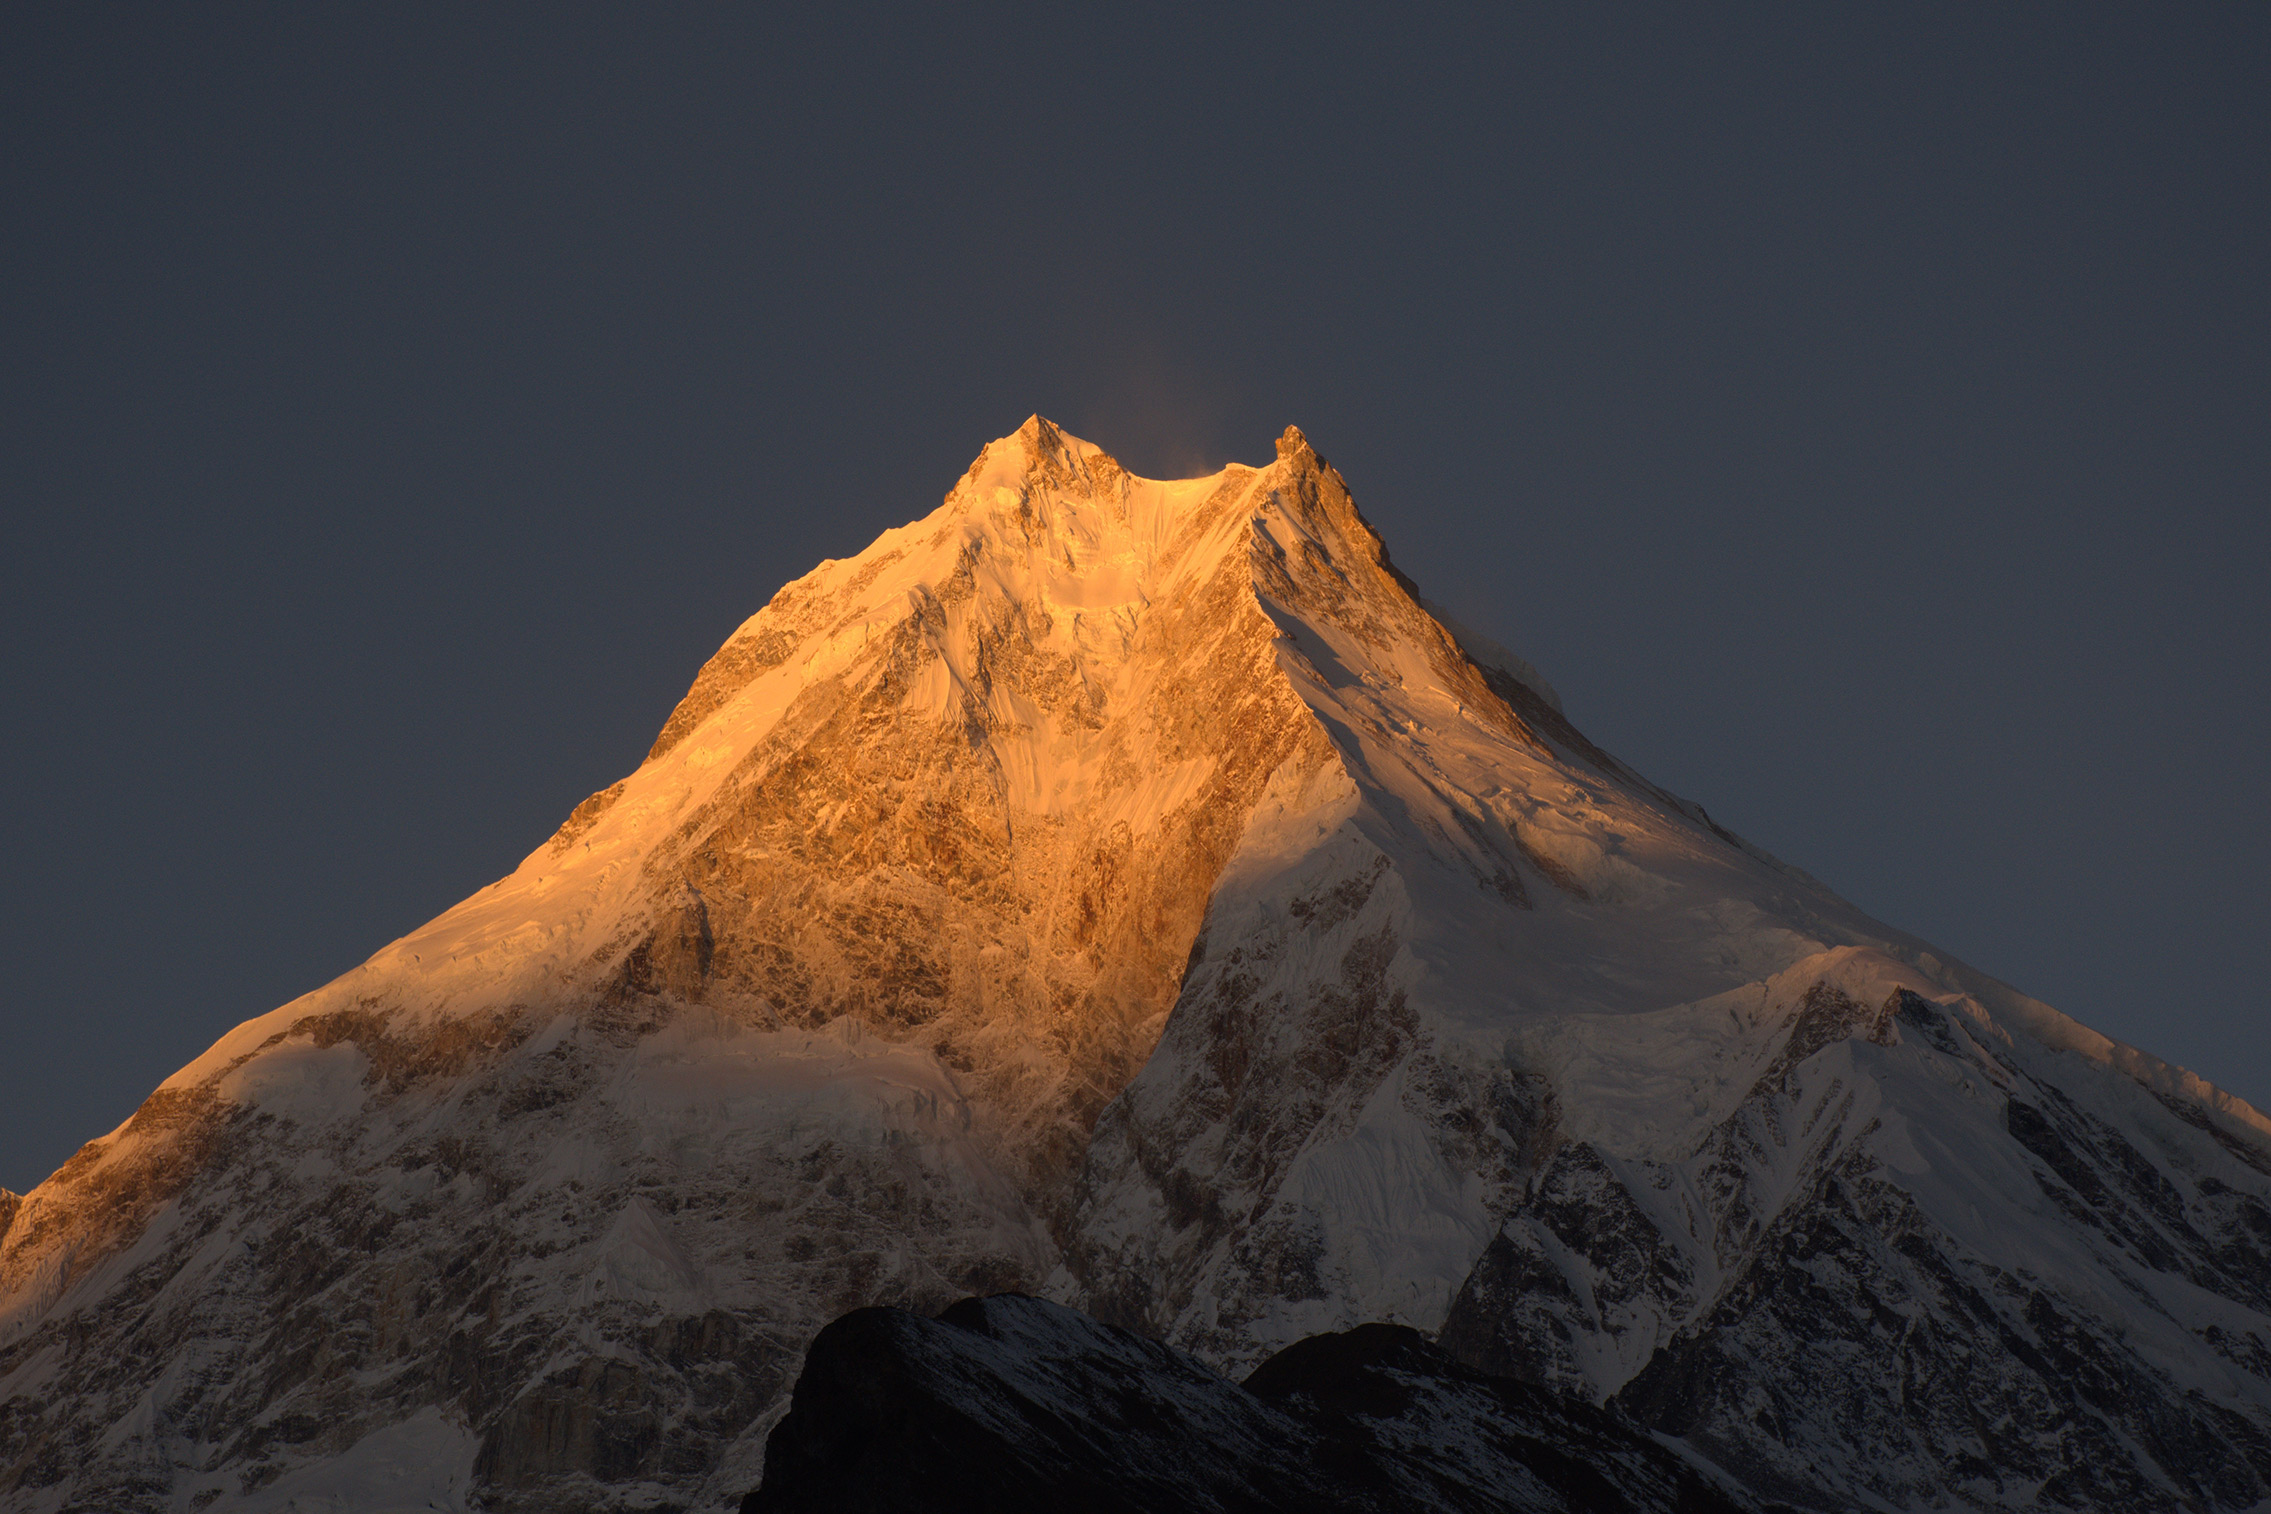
[5,418,2271,1513]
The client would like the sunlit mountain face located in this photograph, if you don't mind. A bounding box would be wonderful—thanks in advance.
[6,420,2271,1513]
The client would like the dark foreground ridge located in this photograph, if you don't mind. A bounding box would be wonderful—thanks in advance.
[747,1293,1757,1514]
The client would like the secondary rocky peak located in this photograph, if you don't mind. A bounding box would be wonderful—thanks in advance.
[1011,412,1084,467]
[960,414,1126,503]
[1003,415,1108,492]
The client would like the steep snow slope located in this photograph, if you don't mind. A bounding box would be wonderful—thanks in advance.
[3,419,2268,1513]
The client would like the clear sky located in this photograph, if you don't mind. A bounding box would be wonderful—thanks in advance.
[3,5,2265,1193]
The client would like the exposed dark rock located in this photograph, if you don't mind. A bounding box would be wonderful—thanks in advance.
[748,1294,1755,1514]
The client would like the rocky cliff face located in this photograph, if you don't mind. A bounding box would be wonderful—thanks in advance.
[4,419,2270,1512]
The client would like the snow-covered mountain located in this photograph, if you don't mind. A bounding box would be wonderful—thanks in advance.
[5,418,2270,1512]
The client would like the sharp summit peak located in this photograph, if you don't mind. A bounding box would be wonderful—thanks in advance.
[992,414,1327,487]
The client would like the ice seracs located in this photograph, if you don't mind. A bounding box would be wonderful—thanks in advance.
[5,417,2270,1513]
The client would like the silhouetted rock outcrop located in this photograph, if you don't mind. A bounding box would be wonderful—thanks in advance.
[749,1293,1753,1514]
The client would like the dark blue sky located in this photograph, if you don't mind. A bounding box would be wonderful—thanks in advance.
[4,5,2265,1193]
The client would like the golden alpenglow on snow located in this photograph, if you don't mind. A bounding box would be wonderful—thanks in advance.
[7,420,2271,1512]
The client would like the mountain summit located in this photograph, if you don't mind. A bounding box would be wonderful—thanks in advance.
[6,421,2271,1512]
